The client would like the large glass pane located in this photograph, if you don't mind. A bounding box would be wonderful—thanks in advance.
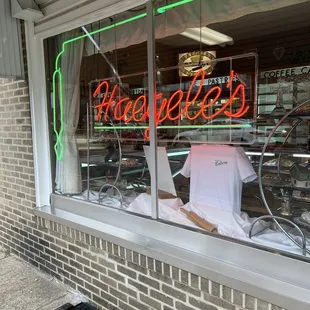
[44,5,154,213]
[43,0,310,259]
[150,0,310,258]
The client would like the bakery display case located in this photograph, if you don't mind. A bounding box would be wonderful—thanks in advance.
[255,97,310,250]
[241,66,310,219]
[79,61,310,228]
[257,65,310,146]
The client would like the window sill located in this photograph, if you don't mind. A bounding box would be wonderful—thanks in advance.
[35,194,310,310]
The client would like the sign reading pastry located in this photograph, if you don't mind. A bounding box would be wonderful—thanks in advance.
[195,74,247,87]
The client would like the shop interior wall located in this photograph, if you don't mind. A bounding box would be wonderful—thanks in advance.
[76,24,310,128]
[80,25,310,87]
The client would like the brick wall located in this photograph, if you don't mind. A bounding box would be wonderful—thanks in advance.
[0,81,285,310]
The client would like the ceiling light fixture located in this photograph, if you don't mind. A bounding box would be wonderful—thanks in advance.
[293,154,310,158]
[181,27,234,46]
[246,152,275,157]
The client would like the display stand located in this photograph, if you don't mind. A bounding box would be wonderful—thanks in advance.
[253,98,310,255]
[249,215,307,255]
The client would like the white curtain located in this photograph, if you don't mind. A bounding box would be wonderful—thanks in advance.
[55,30,84,194]
[84,0,309,55]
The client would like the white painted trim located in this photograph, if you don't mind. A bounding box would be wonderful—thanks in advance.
[25,21,52,207]
[34,0,148,39]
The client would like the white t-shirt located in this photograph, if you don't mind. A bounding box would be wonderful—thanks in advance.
[181,145,257,214]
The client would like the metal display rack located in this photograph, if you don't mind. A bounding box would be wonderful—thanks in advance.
[251,99,310,255]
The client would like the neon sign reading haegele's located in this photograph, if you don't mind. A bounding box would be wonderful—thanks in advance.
[93,69,249,139]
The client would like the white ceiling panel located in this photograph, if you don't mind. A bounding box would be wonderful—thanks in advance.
[34,0,148,37]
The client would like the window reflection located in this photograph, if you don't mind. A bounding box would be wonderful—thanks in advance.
[44,0,310,258]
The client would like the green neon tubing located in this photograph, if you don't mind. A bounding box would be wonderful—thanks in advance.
[53,0,196,160]
[157,0,194,13]
[94,124,252,130]
[52,69,64,158]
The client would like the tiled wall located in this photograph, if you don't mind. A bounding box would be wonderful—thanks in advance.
[0,80,286,310]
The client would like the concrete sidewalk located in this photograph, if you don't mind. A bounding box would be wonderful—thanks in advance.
[0,249,85,310]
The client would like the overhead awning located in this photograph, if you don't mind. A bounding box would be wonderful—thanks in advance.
[0,0,24,79]
[34,0,310,45]
[81,0,310,55]
[33,0,149,36]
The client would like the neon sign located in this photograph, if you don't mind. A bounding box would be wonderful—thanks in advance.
[93,69,249,139]
[53,0,194,161]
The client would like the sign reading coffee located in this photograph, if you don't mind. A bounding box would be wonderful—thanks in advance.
[261,65,310,78]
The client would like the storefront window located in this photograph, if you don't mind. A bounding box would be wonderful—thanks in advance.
[44,0,310,258]
[44,6,154,211]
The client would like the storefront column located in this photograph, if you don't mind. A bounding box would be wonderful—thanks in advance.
[146,0,159,219]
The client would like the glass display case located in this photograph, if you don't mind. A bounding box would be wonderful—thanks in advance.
[257,65,310,146]
[252,98,310,255]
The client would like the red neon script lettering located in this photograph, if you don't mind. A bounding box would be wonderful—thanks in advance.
[93,69,249,139]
